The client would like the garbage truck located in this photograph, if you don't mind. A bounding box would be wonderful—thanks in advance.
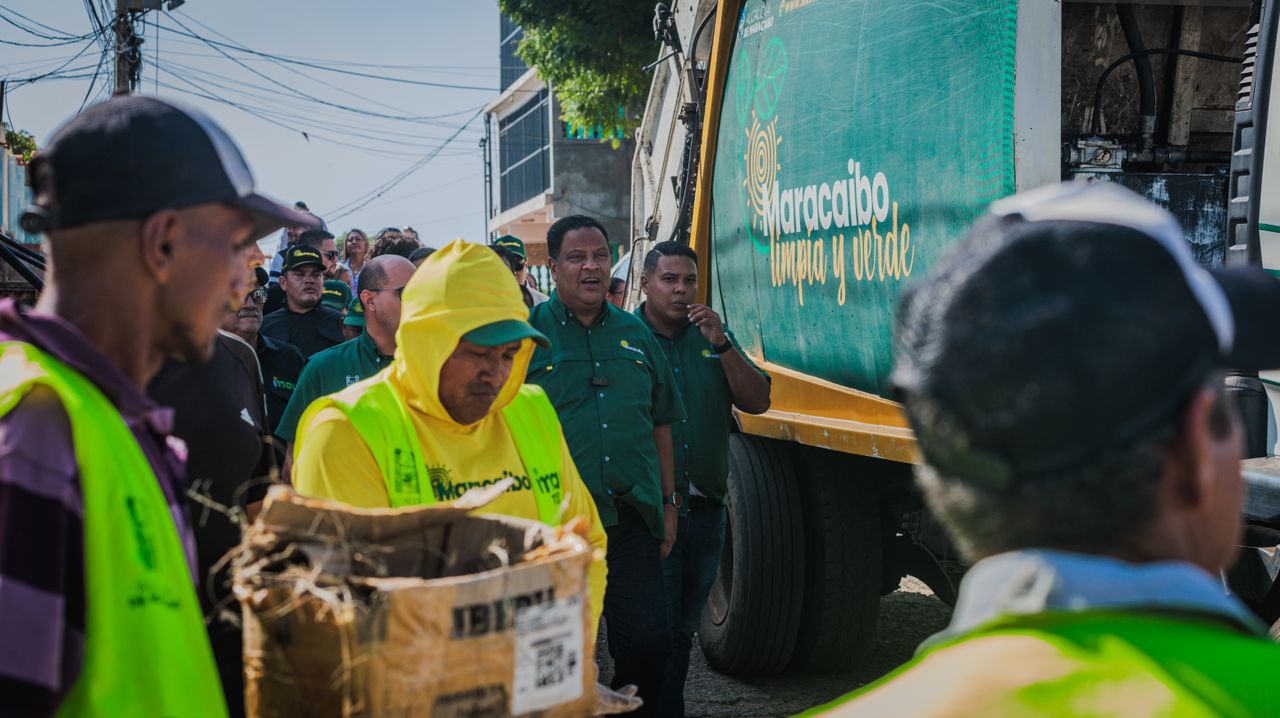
[629,0,1280,675]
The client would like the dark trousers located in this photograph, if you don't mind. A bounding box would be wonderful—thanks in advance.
[603,502,669,717]
[658,501,727,717]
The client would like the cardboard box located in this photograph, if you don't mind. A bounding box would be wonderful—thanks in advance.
[233,484,597,718]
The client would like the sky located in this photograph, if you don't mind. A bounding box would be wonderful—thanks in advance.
[1,1,499,254]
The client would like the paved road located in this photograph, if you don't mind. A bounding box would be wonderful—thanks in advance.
[597,578,953,717]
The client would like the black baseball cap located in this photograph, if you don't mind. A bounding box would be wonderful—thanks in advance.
[281,245,324,272]
[21,95,317,240]
[892,182,1280,490]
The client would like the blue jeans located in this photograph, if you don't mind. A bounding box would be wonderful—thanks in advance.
[658,502,727,717]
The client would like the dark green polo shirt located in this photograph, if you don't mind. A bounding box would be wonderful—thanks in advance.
[527,292,685,539]
[274,331,392,443]
[637,303,768,511]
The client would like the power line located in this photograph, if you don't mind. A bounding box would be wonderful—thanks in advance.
[154,66,480,161]
[162,13,484,125]
[156,19,499,92]
[325,107,485,221]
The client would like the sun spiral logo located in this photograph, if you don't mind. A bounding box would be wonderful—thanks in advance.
[743,111,781,233]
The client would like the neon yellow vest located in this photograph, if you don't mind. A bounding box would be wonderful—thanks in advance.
[301,380,565,525]
[805,611,1280,717]
[0,342,226,718]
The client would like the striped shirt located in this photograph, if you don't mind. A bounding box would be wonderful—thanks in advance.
[0,300,195,716]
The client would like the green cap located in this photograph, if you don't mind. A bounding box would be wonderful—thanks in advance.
[321,280,352,311]
[493,234,526,259]
[462,319,549,348]
[343,296,365,327]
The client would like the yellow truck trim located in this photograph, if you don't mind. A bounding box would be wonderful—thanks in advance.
[738,360,919,464]
[689,0,741,306]
[691,2,918,465]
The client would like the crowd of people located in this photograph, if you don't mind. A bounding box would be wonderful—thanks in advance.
[0,95,772,718]
[8,92,1280,718]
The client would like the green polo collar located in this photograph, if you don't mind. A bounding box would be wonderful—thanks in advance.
[356,330,392,362]
[548,290,612,328]
[635,301,693,341]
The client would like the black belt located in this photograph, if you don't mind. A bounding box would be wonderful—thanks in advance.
[686,495,722,512]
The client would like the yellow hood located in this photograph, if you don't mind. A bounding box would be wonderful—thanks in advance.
[389,239,535,426]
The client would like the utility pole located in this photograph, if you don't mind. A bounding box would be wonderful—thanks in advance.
[114,0,139,94]
[480,117,494,242]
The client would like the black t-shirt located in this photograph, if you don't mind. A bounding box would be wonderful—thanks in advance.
[260,305,344,358]
[147,333,275,717]
[255,334,306,435]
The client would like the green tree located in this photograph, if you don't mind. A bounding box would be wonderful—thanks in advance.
[499,0,657,145]
[3,124,37,164]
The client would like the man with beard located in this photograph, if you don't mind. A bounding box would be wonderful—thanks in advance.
[526,216,684,717]
[0,95,313,716]
[636,242,770,717]
[261,244,344,357]
[222,272,306,436]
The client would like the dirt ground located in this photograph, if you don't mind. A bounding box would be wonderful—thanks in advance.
[596,577,953,717]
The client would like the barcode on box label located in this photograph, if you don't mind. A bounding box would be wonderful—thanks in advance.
[511,595,584,715]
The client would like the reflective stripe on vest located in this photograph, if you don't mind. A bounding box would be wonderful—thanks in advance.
[308,380,564,525]
[0,342,226,718]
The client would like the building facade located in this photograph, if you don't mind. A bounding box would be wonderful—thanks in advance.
[485,15,633,287]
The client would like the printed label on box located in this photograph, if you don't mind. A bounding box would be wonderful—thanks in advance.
[511,595,585,715]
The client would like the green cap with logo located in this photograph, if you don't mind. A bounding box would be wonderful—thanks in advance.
[321,280,352,311]
[344,296,365,327]
[493,234,526,260]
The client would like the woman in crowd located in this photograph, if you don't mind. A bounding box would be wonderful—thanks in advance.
[341,228,368,294]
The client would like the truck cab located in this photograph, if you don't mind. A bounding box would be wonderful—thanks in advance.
[632,0,1280,675]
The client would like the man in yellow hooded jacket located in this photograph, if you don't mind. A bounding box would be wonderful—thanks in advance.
[292,239,608,629]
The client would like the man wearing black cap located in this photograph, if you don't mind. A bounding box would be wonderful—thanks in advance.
[0,95,314,717]
[261,244,344,358]
[815,183,1280,716]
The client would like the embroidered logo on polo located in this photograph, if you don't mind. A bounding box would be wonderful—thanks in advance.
[619,339,645,358]
[700,349,722,360]
[427,466,563,502]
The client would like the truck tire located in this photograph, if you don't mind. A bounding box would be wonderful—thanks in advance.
[698,434,806,675]
[789,459,881,672]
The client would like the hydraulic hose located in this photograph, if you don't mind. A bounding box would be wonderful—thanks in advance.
[1090,49,1242,135]
[1116,4,1157,142]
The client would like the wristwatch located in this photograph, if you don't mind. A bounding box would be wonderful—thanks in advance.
[663,492,683,509]
[714,338,734,354]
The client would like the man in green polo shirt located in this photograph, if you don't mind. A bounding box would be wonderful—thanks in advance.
[527,215,684,718]
[637,241,771,717]
[276,255,415,475]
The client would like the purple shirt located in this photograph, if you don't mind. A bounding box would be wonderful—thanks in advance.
[0,299,196,716]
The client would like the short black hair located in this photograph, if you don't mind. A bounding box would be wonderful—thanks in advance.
[643,241,697,275]
[408,246,435,264]
[547,215,609,259]
[609,277,626,293]
[298,229,334,248]
[368,234,420,260]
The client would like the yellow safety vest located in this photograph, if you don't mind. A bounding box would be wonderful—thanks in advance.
[301,381,565,525]
[0,341,226,718]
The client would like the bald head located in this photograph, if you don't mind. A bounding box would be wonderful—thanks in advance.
[357,255,415,353]
[357,254,415,296]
